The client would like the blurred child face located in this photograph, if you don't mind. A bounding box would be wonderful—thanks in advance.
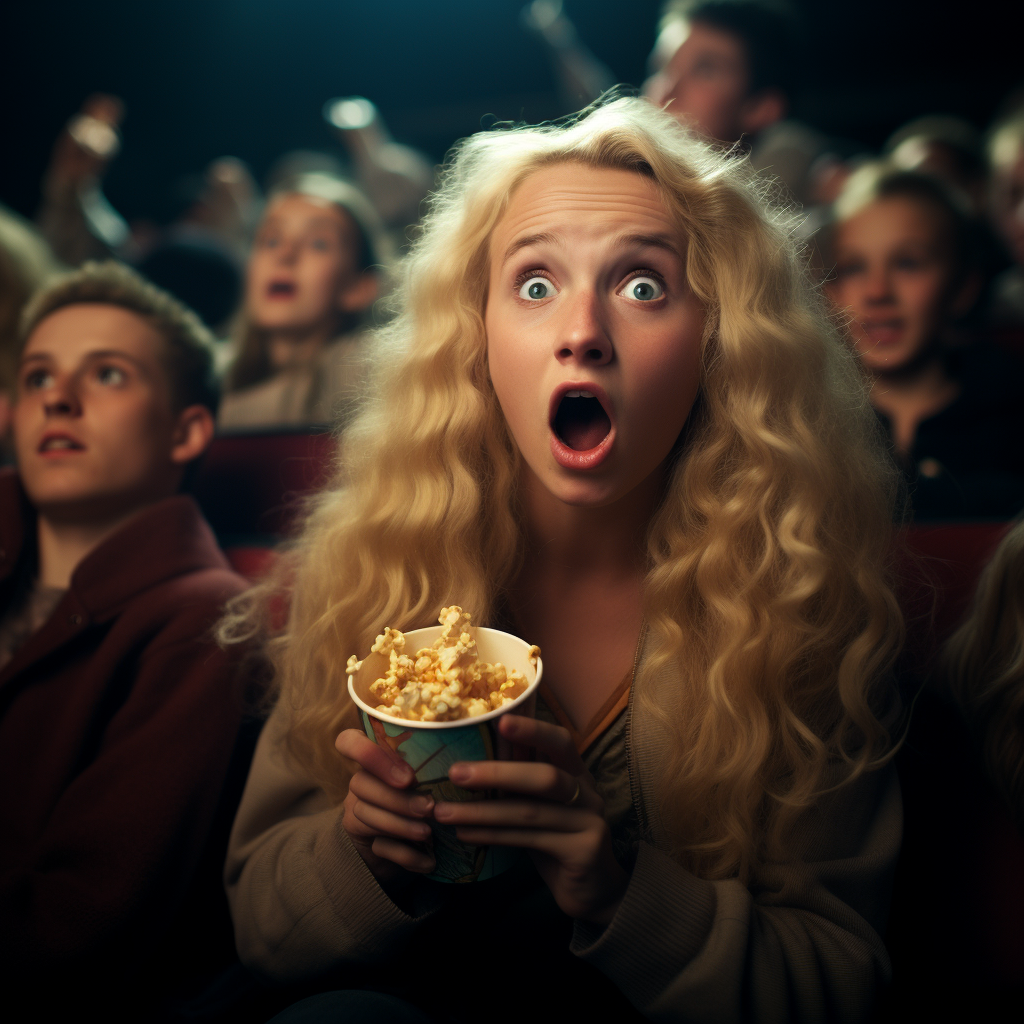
[991,142,1024,267]
[246,194,362,336]
[644,20,750,143]
[828,197,955,373]
[14,304,191,520]
[484,163,704,510]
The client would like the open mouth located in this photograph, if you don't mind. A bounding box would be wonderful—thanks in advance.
[860,319,904,344]
[39,436,85,453]
[267,280,296,297]
[552,390,612,452]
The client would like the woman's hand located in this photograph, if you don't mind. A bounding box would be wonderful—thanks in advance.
[433,714,630,926]
[335,729,436,882]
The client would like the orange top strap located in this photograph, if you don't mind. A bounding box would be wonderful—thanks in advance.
[539,670,632,755]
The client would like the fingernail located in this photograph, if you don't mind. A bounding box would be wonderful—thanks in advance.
[434,803,453,820]
[391,764,412,785]
[449,764,470,783]
[411,795,433,814]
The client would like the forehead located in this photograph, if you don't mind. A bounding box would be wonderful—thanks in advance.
[263,193,354,234]
[663,20,747,73]
[838,196,949,250]
[490,164,679,258]
[23,303,166,364]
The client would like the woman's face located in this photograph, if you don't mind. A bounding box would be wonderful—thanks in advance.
[828,196,955,373]
[246,194,361,335]
[484,163,704,509]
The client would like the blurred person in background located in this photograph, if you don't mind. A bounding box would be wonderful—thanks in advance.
[36,94,130,268]
[218,173,387,430]
[884,115,990,216]
[825,162,1024,519]
[35,96,254,335]
[0,207,63,450]
[643,0,794,146]
[987,105,1024,329]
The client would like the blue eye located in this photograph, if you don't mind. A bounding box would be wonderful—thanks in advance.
[309,237,332,252]
[23,369,53,391]
[518,276,556,301]
[621,276,664,301]
[96,365,127,386]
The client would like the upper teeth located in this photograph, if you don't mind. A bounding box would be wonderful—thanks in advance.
[565,390,595,399]
[43,439,76,450]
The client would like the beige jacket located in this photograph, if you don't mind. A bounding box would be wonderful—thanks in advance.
[225,651,901,1023]
[218,334,368,430]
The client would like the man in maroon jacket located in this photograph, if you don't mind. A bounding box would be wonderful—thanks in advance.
[0,261,253,1018]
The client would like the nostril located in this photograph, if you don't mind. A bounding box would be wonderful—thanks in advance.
[586,347,604,361]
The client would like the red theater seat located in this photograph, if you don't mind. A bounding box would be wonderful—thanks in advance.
[192,429,336,541]
[883,518,1024,1016]
[896,519,1012,667]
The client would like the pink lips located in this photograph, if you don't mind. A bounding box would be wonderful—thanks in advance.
[548,382,615,471]
[860,319,905,346]
[38,431,86,456]
[266,279,297,299]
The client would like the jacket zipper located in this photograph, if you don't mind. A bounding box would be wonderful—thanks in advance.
[625,617,649,838]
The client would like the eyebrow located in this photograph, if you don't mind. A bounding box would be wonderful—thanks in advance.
[19,349,150,372]
[618,233,684,260]
[501,232,559,266]
[501,231,683,266]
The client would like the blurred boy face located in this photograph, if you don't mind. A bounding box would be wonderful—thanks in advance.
[14,303,200,521]
[246,194,366,337]
[828,197,956,373]
[991,142,1024,267]
[643,19,780,143]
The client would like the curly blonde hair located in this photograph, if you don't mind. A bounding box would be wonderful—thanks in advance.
[223,97,903,881]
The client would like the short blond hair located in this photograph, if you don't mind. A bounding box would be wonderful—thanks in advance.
[20,260,219,413]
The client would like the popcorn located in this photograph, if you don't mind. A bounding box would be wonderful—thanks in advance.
[347,607,539,722]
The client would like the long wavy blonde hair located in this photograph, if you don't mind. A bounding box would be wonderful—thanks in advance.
[223,97,903,881]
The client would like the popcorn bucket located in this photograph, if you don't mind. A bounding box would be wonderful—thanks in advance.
[347,625,542,883]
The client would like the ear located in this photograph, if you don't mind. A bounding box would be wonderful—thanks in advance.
[951,271,983,318]
[739,89,786,138]
[169,404,215,466]
[337,272,379,314]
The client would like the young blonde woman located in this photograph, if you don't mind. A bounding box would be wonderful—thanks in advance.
[222,97,904,1024]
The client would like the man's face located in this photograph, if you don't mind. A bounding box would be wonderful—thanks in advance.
[14,303,187,521]
[644,20,752,143]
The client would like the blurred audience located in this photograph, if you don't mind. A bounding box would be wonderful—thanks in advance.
[824,162,1024,519]
[323,97,434,242]
[884,115,989,215]
[0,261,257,1020]
[643,0,793,146]
[520,0,617,110]
[218,172,387,430]
[36,94,130,267]
[0,206,63,447]
[987,106,1024,328]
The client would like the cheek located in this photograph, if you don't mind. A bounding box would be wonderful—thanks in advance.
[901,274,949,324]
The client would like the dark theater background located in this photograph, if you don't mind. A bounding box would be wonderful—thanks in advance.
[2,0,1020,222]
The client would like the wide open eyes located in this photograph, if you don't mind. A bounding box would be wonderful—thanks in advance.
[618,275,664,301]
[517,276,558,301]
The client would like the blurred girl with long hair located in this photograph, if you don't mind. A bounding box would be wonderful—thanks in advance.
[218,173,386,429]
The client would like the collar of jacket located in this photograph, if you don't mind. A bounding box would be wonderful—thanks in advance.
[0,467,230,625]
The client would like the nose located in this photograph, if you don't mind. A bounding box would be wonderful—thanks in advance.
[555,288,613,367]
[863,265,894,304]
[42,374,82,418]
